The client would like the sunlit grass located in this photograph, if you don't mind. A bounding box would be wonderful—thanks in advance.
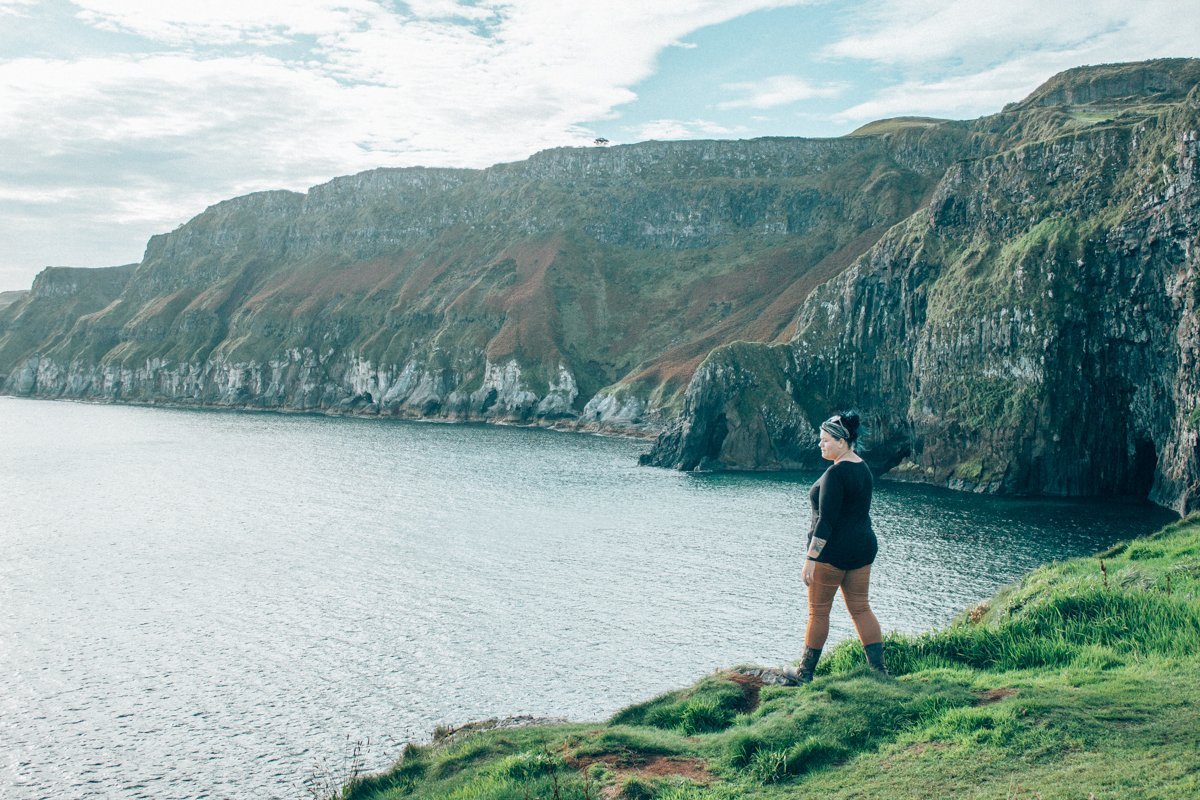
[341,515,1200,800]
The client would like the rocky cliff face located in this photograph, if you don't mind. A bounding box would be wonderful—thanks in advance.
[6,59,1199,511]
[643,59,1200,513]
[0,290,29,311]
[0,127,960,433]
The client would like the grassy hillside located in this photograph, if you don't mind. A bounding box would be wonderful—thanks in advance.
[334,515,1200,800]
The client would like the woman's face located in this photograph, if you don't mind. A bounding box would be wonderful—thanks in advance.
[819,430,847,462]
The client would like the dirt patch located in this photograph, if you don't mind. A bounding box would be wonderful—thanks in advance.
[976,687,1018,705]
[967,602,990,624]
[565,751,636,772]
[636,756,711,782]
[566,752,711,781]
[568,753,713,799]
[725,671,764,712]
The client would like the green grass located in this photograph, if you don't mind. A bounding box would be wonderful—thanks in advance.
[845,116,950,137]
[338,515,1200,800]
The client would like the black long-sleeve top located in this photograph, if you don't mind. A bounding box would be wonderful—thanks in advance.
[807,459,877,571]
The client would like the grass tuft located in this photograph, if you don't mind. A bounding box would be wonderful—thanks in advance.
[340,516,1200,800]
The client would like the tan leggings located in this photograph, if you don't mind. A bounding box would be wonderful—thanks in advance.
[805,562,882,649]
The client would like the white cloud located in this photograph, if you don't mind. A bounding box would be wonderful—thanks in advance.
[70,0,381,45]
[824,0,1119,65]
[825,0,1200,70]
[830,57,1060,123]
[403,0,501,20]
[0,186,86,205]
[0,54,363,166]
[20,1,809,162]
[0,0,1194,289]
[717,75,845,110]
[631,118,747,140]
[0,0,37,14]
[826,1,1200,123]
[0,0,811,287]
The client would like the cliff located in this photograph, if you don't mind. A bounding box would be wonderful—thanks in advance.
[0,290,27,311]
[336,515,1200,800]
[643,59,1200,513]
[0,134,963,433]
[4,59,1200,510]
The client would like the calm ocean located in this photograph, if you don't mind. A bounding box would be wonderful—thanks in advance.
[0,397,1175,798]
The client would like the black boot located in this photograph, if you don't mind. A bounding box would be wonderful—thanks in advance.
[796,647,822,684]
[864,641,888,676]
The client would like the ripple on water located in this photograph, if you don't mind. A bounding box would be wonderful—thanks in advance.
[0,397,1176,799]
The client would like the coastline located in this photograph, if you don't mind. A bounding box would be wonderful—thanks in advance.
[2,395,1183,797]
[3,393,1179,513]
[337,514,1200,800]
[0,392,664,441]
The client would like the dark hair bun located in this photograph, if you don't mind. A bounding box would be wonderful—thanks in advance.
[838,412,861,442]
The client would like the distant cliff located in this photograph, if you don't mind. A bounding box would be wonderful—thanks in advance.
[643,59,1200,514]
[0,290,28,312]
[4,58,1200,510]
[0,134,962,433]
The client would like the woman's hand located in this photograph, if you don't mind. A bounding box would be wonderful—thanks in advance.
[803,537,825,586]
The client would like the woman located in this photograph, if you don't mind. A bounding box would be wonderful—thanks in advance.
[796,412,885,683]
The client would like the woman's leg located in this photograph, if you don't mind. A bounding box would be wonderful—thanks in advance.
[804,562,846,649]
[840,565,882,646]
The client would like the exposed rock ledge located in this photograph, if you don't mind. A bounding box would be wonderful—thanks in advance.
[6,352,667,437]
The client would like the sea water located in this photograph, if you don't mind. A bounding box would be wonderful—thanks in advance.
[0,397,1175,798]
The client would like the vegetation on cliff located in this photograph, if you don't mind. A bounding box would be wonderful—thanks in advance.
[0,133,954,433]
[644,58,1200,513]
[332,514,1200,800]
[3,59,1200,509]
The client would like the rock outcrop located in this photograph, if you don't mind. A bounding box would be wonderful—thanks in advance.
[5,58,1200,511]
[0,134,960,434]
[643,59,1200,513]
[0,290,28,312]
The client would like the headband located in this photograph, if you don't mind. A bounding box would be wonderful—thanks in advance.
[820,417,851,442]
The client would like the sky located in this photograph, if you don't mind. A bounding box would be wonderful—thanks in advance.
[1,0,1197,291]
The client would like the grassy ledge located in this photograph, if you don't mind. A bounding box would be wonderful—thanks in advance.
[337,516,1200,800]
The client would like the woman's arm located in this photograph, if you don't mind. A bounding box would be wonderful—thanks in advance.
[803,470,843,584]
[810,468,844,545]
